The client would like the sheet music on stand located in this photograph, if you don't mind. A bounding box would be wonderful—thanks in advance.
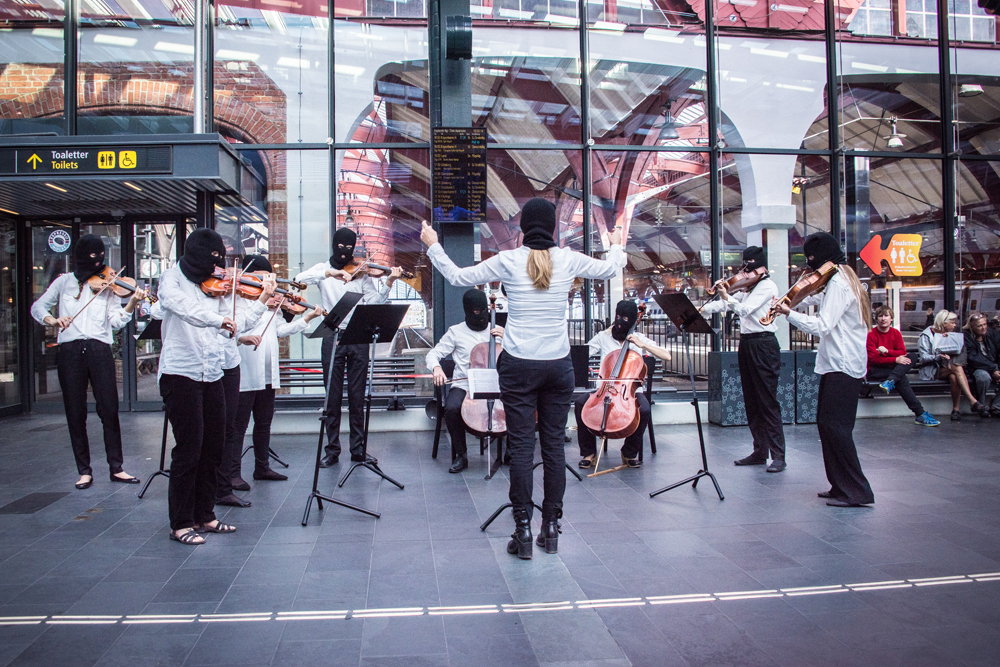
[467,368,500,400]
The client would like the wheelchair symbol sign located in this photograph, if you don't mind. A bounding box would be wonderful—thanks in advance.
[118,151,137,169]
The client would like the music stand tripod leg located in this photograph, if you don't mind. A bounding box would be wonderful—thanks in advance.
[479,501,544,532]
[302,328,381,526]
[139,410,171,499]
[337,329,404,490]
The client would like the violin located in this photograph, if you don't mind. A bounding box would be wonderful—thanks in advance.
[581,302,647,440]
[200,268,274,300]
[759,261,838,325]
[461,293,506,441]
[706,265,768,296]
[340,258,414,280]
[265,291,327,317]
[87,266,157,303]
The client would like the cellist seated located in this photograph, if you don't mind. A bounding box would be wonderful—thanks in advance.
[575,300,671,469]
[426,289,505,473]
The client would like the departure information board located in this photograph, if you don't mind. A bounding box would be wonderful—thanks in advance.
[431,127,487,223]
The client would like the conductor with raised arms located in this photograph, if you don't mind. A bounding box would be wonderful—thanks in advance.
[421,198,623,559]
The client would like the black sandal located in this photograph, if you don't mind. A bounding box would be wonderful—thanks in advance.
[169,528,205,545]
[195,521,236,534]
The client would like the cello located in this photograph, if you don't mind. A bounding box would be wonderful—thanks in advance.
[461,292,506,478]
[759,261,838,325]
[580,303,647,474]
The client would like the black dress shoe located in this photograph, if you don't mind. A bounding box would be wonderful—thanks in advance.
[448,456,468,473]
[110,473,141,484]
[817,490,835,499]
[231,477,251,491]
[216,494,252,508]
[351,453,378,464]
[319,455,339,468]
[734,454,768,466]
[253,468,288,481]
[766,460,786,473]
[75,477,93,490]
[826,499,871,508]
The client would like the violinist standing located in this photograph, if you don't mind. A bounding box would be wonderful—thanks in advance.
[157,229,274,545]
[295,227,402,467]
[215,255,273,507]
[574,300,670,470]
[421,198,623,559]
[700,246,786,472]
[30,234,145,490]
[773,232,874,508]
[232,255,323,484]
[425,289,505,474]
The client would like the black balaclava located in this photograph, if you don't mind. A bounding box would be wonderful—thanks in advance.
[611,300,639,342]
[330,227,357,270]
[802,232,846,271]
[179,228,227,284]
[742,246,767,271]
[73,234,106,282]
[242,254,272,273]
[463,289,490,331]
[519,198,557,250]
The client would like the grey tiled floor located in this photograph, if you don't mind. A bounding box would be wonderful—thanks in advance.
[1,410,1000,666]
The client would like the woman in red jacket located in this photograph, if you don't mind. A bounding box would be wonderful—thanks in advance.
[866,306,939,426]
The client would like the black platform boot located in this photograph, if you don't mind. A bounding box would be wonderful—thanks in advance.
[506,507,533,560]
[536,507,562,554]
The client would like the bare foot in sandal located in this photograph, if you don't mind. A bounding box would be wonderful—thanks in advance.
[195,520,236,534]
[170,528,205,545]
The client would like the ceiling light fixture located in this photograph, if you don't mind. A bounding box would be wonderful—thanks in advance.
[44,182,67,193]
[123,182,142,192]
[883,117,906,149]
[661,100,680,141]
[958,83,984,97]
[345,206,354,225]
[0,206,18,216]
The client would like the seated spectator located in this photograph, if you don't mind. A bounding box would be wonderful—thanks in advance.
[867,306,939,426]
[919,310,987,421]
[988,316,1000,333]
[964,313,1000,418]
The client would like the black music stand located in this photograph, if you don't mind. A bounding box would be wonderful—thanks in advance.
[336,304,409,492]
[136,319,169,499]
[302,291,379,526]
[648,293,724,501]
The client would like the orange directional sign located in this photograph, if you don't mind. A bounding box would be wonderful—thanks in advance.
[859,234,923,277]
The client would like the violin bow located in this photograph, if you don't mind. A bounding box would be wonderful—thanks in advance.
[253,292,286,351]
[229,259,238,338]
[65,267,123,327]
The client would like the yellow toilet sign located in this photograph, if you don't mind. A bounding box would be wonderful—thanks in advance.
[98,151,115,169]
[860,234,923,277]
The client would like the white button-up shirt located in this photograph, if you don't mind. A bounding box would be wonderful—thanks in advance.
[699,277,779,335]
[31,273,133,345]
[425,322,494,392]
[156,265,229,383]
[218,294,267,370]
[586,328,653,393]
[786,271,868,378]
[427,243,624,360]
[238,310,310,392]
[294,262,390,329]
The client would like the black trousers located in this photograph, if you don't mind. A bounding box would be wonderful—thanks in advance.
[497,351,575,521]
[56,339,124,476]
[160,373,225,531]
[738,333,786,461]
[233,385,277,474]
[216,366,242,497]
[574,391,650,459]
[444,387,469,459]
[866,364,924,416]
[321,336,368,458]
[817,372,874,505]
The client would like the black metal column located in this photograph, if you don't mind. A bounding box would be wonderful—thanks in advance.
[579,0,593,341]
[706,0,721,350]
[826,0,841,241]
[844,155,870,268]
[64,0,77,135]
[195,191,215,229]
[938,0,956,310]
[206,0,215,132]
[430,0,474,341]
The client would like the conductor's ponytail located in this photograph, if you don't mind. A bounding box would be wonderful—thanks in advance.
[526,248,553,291]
